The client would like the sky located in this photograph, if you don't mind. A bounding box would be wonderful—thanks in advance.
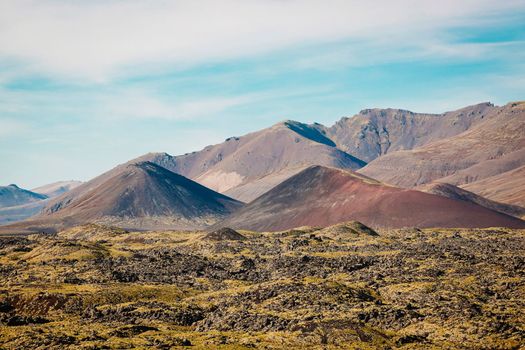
[1,0,525,189]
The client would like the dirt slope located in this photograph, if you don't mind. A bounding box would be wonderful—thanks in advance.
[461,165,525,209]
[218,166,525,231]
[417,182,525,218]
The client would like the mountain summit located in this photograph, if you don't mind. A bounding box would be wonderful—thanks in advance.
[136,121,366,202]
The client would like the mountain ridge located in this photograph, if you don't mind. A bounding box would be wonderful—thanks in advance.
[359,101,525,188]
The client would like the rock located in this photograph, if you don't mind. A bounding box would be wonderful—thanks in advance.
[202,227,247,241]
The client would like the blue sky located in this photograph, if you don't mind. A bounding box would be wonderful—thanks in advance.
[1,0,524,188]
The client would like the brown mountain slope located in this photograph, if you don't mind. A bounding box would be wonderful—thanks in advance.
[437,148,525,185]
[2,162,242,233]
[461,165,525,209]
[217,166,525,231]
[417,182,525,218]
[326,102,495,162]
[359,102,525,188]
[138,120,365,202]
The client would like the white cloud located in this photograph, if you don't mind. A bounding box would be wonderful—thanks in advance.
[97,90,257,120]
[1,0,523,81]
[0,118,30,137]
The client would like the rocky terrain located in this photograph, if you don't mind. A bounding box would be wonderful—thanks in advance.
[324,102,495,163]
[0,223,524,349]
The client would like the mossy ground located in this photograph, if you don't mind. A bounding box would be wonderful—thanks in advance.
[1,224,525,349]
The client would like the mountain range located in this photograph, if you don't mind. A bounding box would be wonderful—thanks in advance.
[1,100,524,232]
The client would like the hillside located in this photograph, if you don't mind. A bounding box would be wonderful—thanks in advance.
[217,165,525,231]
[417,182,525,218]
[327,102,495,162]
[138,120,365,202]
[461,164,525,209]
[0,181,83,225]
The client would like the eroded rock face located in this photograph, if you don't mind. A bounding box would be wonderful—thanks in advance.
[1,226,525,348]
[359,102,525,189]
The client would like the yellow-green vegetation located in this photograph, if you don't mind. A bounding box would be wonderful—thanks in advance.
[1,224,525,349]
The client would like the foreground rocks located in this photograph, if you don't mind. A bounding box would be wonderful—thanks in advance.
[0,224,524,349]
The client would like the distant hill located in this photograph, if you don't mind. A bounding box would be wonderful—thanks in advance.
[0,181,82,225]
[461,164,525,210]
[5,161,243,233]
[0,201,48,225]
[0,184,47,208]
[217,166,525,231]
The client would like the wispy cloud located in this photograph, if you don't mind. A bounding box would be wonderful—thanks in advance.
[1,0,524,80]
[96,91,258,121]
[0,118,30,138]
[1,1,524,188]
